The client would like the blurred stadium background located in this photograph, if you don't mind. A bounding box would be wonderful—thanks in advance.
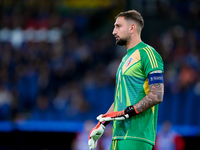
[0,0,200,149]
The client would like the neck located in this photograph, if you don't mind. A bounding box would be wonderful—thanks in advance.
[125,35,142,50]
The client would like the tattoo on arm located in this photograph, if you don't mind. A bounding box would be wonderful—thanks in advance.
[134,83,164,114]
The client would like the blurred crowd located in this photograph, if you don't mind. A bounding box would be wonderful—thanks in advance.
[0,0,119,122]
[0,0,200,128]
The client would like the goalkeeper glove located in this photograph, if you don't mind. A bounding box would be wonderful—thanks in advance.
[97,105,138,122]
[88,121,110,150]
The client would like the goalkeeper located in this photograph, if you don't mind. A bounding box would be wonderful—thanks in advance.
[88,9,164,150]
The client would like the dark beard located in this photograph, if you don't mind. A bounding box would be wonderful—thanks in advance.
[116,38,127,46]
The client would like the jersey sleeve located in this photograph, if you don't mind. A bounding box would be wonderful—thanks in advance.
[139,46,164,77]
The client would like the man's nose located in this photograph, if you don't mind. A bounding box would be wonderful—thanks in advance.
[112,28,116,35]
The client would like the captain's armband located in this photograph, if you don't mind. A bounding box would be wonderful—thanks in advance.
[148,70,163,85]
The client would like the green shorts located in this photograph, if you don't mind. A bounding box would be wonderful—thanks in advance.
[110,139,154,150]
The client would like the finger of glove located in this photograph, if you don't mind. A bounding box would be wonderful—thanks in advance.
[96,114,103,120]
[97,114,113,122]
[90,129,103,140]
[113,114,129,121]
[97,113,116,120]
[97,116,113,122]
[114,116,126,121]
[88,139,94,150]
[88,138,97,150]
[90,129,98,137]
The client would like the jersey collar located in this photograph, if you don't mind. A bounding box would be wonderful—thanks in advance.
[127,41,144,53]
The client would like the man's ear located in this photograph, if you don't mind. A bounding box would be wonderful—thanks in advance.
[129,24,136,34]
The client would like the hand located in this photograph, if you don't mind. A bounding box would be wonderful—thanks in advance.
[97,105,138,122]
[88,122,105,150]
[97,110,129,122]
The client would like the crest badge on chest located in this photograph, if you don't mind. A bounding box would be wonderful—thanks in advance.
[122,49,140,74]
[126,57,133,67]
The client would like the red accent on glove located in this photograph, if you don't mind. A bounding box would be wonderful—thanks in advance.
[101,110,125,118]
[88,122,101,139]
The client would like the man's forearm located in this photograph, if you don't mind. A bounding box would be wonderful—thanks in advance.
[134,83,164,114]
[106,103,114,113]
[97,83,164,122]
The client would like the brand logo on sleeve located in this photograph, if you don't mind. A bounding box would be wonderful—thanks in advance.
[150,76,163,81]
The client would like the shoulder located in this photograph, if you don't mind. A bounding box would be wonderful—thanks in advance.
[138,43,157,54]
[138,44,162,60]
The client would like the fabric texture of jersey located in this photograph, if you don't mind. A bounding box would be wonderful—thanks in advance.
[112,41,164,145]
[110,139,154,150]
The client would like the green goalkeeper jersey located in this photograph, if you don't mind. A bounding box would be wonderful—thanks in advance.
[113,41,164,145]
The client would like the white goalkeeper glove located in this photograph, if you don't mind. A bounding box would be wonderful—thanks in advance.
[97,105,138,122]
[88,122,105,150]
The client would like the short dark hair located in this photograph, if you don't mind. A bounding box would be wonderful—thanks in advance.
[116,10,144,32]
